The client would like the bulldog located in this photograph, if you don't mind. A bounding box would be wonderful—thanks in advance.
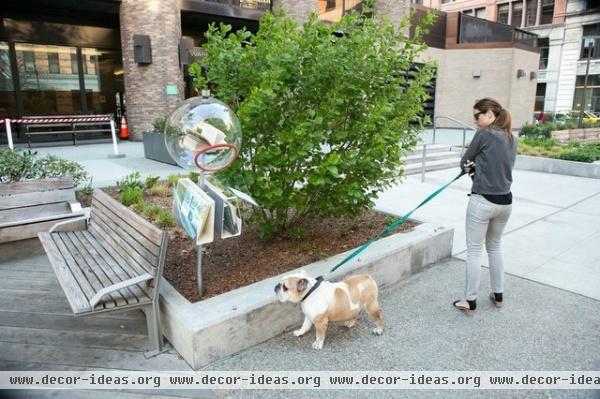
[274,270,383,350]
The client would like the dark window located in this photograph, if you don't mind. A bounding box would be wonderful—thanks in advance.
[48,52,60,74]
[526,0,537,26]
[497,4,509,25]
[71,53,78,74]
[23,51,35,72]
[511,1,523,28]
[538,37,549,69]
[461,9,474,16]
[540,0,554,25]
[581,24,600,59]
[535,83,546,111]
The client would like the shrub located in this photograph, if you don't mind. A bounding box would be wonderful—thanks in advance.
[132,200,147,214]
[0,147,89,185]
[190,2,436,238]
[167,174,184,187]
[152,117,166,132]
[145,175,160,189]
[558,150,596,163]
[121,187,143,206]
[142,203,163,220]
[116,171,143,191]
[188,172,200,183]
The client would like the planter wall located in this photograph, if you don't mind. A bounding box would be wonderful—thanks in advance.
[551,128,600,144]
[515,154,600,179]
[158,222,454,369]
[143,130,177,166]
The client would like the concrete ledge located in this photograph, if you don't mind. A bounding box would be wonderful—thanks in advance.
[158,222,453,369]
[515,155,600,179]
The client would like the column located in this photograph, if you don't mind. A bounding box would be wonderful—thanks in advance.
[120,0,184,140]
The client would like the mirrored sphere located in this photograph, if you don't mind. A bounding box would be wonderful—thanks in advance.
[164,95,242,173]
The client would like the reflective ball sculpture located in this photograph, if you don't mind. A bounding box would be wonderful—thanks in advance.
[164,91,242,173]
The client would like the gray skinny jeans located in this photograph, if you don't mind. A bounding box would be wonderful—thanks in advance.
[465,194,512,301]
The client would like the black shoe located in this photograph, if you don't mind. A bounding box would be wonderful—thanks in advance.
[490,292,503,308]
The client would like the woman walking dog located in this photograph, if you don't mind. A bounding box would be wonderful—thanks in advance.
[453,98,517,315]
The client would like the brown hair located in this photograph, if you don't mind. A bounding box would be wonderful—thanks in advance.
[474,98,513,144]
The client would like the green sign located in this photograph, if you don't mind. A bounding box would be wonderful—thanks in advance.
[165,84,178,96]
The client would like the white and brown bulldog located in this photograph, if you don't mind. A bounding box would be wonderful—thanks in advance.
[274,270,383,350]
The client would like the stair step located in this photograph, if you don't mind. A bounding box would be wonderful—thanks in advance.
[403,151,461,164]
[403,158,461,175]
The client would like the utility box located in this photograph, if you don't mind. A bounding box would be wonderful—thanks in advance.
[133,34,152,64]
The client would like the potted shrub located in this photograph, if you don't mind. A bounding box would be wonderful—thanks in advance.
[143,117,177,166]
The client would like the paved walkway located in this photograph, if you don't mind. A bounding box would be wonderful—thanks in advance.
[2,138,599,398]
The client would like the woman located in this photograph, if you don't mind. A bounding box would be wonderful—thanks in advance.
[453,98,517,315]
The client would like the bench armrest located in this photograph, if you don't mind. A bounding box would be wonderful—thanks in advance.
[89,273,154,308]
[49,215,89,233]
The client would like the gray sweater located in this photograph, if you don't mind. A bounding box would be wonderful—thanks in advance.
[460,127,517,195]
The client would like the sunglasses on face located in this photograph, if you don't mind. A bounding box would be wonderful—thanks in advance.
[473,111,485,120]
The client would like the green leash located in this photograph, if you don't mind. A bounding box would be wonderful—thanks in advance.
[329,170,466,274]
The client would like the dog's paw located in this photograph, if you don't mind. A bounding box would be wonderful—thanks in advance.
[372,327,383,336]
[312,340,324,350]
[344,320,357,329]
[293,329,305,337]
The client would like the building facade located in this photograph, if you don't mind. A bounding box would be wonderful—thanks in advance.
[417,0,600,116]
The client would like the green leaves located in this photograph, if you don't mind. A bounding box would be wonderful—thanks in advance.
[196,5,435,239]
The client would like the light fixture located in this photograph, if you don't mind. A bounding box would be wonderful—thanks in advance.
[517,69,526,78]
[472,69,481,78]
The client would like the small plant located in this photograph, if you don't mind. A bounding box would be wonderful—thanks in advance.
[142,203,163,220]
[132,201,146,214]
[75,179,94,204]
[145,175,160,189]
[121,187,143,206]
[116,172,143,191]
[149,184,170,197]
[152,117,166,132]
[156,212,174,229]
[287,226,309,239]
[188,172,200,183]
[167,174,184,187]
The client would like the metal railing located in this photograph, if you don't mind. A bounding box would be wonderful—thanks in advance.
[432,115,476,155]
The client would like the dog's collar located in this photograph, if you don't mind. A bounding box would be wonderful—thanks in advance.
[301,276,324,302]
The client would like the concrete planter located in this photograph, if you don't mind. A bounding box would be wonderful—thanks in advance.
[143,130,177,166]
[158,222,453,369]
[515,155,600,179]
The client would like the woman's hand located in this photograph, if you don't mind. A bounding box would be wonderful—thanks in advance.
[464,160,475,175]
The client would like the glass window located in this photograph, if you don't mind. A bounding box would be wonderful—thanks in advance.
[497,4,509,25]
[573,75,600,113]
[461,9,474,16]
[48,52,60,74]
[535,83,546,112]
[541,0,554,25]
[15,43,82,115]
[0,42,17,118]
[580,25,600,60]
[475,7,486,19]
[70,53,79,75]
[81,48,124,115]
[526,0,537,26]
[511,1,523,28]
[538,37,549,69]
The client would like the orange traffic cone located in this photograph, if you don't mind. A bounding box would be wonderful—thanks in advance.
[119,115,129,140]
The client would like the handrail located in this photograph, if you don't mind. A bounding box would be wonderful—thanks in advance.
[432,115,476,155]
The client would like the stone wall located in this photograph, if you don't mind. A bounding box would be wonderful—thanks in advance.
[120,0,184,140]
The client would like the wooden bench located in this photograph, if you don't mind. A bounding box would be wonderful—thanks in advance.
[0,177,85,243]
[38,189,168,356]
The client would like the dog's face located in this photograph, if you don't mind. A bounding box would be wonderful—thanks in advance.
[274,272,310,303]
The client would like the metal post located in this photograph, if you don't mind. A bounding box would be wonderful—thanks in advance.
[197,172,206,297]
[462,127,467,156]
[5,119,13,150]
[108,118,125,158]
[578,41,594,128]
[432,119,437,145]
[421,144,427,183]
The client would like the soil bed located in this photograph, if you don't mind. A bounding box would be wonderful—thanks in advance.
[103,186,415,303]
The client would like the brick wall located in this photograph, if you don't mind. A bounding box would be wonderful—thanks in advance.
[120,0,184,140]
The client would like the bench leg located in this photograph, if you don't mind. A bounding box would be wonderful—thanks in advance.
[144,301,165,358]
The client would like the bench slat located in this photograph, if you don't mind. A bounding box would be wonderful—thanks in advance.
[89,214,157,276]
[63,231,129,308]
[0,189,76,210]
[92,199,160,258]
[0,178,74,195]
[92,189,162,245]
[38,233,91,314]
[0,202,71,226]
[55,233,118,312]
[72,230,151,304]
